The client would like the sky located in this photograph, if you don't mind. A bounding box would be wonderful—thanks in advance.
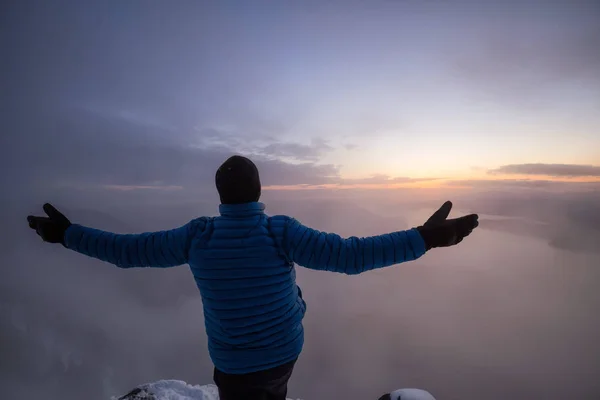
[2,0,599,193]
[1,1,600,400]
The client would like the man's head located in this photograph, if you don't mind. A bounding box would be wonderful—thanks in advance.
[215,155,261,204]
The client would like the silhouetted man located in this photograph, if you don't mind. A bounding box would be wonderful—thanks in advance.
[28,155,478,400]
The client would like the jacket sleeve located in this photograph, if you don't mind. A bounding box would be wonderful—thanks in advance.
[63,218,206,268]
[281,217,426,275]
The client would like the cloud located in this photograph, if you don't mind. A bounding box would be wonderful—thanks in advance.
[441,179,600,204]
[447,7,600,107]
[258,137,334,162]
[488,164,600,178]
[447,179,555,188]
[2,105,341,191]
[194,127,334,162]
[261,174,445,191]
[336,174,442,185]
[103,185,184,192]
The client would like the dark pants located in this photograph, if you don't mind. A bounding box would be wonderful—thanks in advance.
[213,359,297,400]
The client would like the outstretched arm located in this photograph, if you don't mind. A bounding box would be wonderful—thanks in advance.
[64,220,204,268]
[281,201,478,275]
[28,203,205,268]
[282,218,426,275]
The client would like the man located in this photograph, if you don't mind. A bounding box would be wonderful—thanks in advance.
[27,155,478,400]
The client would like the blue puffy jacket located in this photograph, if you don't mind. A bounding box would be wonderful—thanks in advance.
[64,202,426,374]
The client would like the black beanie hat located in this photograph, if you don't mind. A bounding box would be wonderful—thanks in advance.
[215,155,262,204]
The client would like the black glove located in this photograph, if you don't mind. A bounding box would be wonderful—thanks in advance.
[27,203,72,246]
[416,201,479,251]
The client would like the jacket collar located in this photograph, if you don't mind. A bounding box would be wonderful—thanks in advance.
[219,202,266,217]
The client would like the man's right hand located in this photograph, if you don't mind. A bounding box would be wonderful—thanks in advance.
[416,201,479,251]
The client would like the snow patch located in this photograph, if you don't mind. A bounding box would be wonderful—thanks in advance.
[111,379,301,400]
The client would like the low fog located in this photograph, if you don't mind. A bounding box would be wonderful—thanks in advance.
[1,184,599,400]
